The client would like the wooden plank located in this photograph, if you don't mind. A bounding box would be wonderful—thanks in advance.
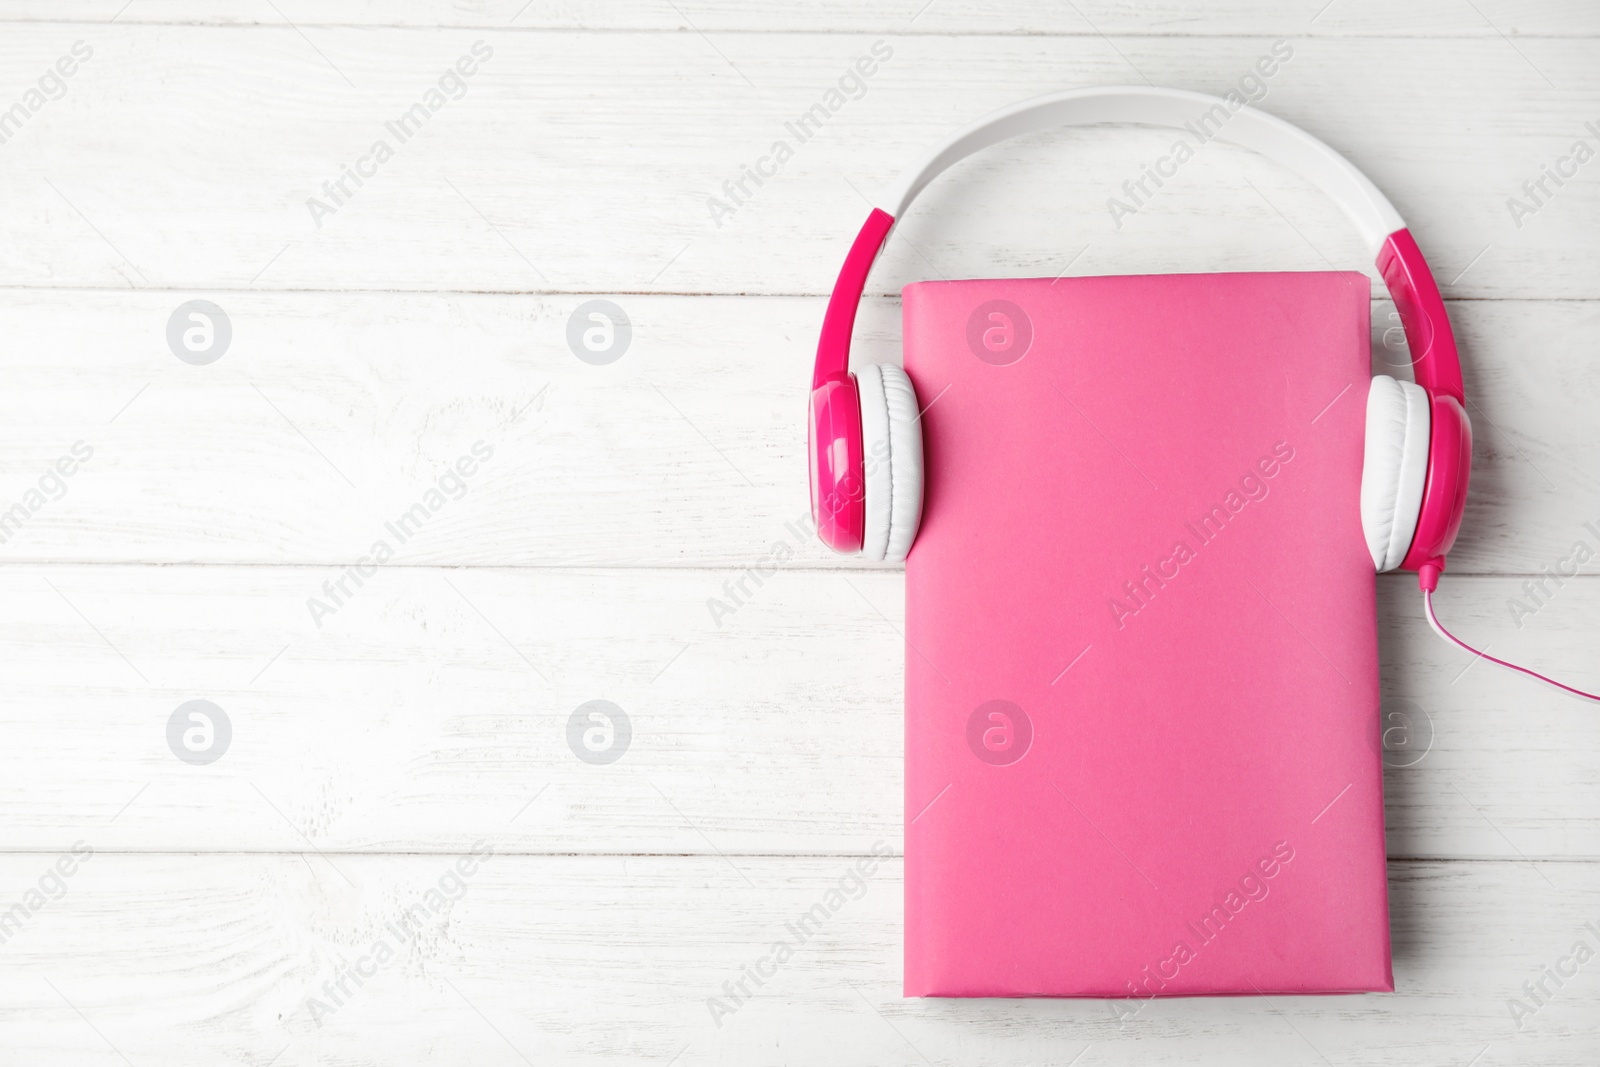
[0,29,1591,297]
[0,853,1593,1064]
[0,564,1595,858]
[0,290,1593,575]
[0,1,1595,35]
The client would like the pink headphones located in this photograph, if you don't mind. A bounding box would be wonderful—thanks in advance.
[809,87,1469,583]
[808,87,1600,703]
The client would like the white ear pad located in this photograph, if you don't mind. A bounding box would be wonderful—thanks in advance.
[855,363,924,563]
[1360,375,1431,572]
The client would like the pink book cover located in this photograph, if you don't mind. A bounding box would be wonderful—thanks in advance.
[901,271,1392,999]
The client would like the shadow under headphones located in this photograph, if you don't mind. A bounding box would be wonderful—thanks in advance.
[808,86,1599,703]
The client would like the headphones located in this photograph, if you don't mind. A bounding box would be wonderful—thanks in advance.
[809,86,1468,578]
[809,86,1597,702]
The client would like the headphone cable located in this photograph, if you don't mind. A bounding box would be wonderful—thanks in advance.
[1421,581,1600,703]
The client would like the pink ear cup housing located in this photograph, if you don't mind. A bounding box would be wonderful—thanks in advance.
[810,209,895,555]
[1401,393,1471,572]
[809,373,865,553]
[1377,229,1472,576]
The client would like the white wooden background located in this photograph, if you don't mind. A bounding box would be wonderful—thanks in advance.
[0,1,1597,1063]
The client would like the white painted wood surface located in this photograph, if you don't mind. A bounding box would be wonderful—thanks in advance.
[2,292,1597,573]
[1,3,1597,1063]
[0,855,1595,1066]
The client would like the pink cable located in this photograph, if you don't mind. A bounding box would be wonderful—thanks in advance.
[1423,589,1600,703]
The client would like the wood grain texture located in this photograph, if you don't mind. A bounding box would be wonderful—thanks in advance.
[0,27,1592,297]
[0,565,1596,859]
[0,291,1596,573]
[0,1,1595,35]
[0,854,1594,1066]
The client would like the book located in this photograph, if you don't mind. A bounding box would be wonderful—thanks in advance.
[902,270,1392,997]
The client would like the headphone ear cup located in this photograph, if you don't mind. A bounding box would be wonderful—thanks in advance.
[855,363,924,563]
[1360,375,1431,572]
